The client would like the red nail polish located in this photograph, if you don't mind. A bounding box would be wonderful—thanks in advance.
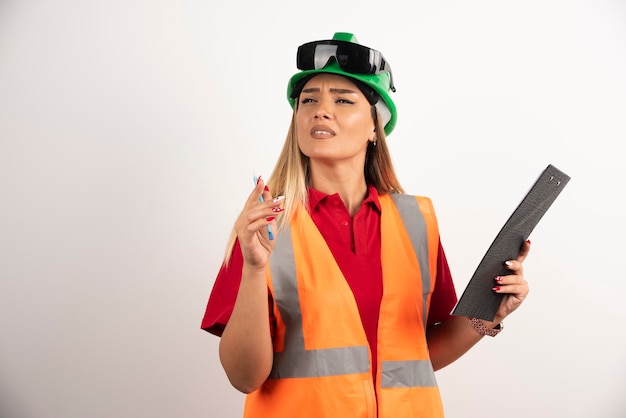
[271,207,284,213]
[492,286,500,292]
[264,185,270,192]
[526,239,531,245]
[266,216,275,222]
[256,175,262,185]
[495,276,503,282]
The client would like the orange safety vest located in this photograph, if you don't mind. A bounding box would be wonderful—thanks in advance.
[244,193,444,418]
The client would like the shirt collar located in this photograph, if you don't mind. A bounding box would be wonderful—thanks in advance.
[307,184,382,213]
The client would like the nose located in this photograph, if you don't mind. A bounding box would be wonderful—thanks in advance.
[315,108,331,120]
[315,104,332,120]
[314,94,333,120]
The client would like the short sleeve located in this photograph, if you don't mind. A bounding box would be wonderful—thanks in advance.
[426,238,458,326]
[200,240,245,336]
[200,239,275,337]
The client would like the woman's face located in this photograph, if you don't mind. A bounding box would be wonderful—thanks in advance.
[296,73,376,167]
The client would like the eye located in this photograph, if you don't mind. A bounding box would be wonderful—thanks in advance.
[300,97,316,104]
[336,98,355,104]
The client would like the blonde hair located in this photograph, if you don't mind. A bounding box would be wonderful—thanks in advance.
[222,104,405,263]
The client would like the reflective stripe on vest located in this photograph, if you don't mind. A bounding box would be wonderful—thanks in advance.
[269,226,370,379]
[269,193,435,388]
[381,360,437,388]
[390,193,431,330]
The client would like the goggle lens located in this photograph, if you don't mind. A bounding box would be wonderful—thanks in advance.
[296,40,395,92]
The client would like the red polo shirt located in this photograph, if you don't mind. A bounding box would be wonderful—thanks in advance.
[201,186,458,378]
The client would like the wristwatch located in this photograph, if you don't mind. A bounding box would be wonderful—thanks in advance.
[469,317,503,337]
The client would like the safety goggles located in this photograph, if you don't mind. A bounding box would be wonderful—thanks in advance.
[296,40,396,92]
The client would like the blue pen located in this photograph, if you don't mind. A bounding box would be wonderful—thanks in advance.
[253,175,275,240]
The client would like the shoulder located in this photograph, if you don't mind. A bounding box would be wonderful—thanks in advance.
[383,193,439,226]
[384,192,434,206]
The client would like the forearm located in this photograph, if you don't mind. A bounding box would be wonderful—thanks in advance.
[219,264,273,393]
[426,315,501,371]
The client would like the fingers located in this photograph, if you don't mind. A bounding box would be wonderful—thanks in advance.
[493,241,529,295]
[260,180,273,205]
[492,241,531,320]
[493,265,529,300]
[243,198,284,236]
[499,239,531,274]
[240,176,285,238]
[516,239,531,263]
[493,274,528,292]
[245,176,268,208]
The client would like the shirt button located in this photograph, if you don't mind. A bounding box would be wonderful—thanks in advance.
[341,220,349,227]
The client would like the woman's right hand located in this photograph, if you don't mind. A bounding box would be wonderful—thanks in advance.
[222,177,282,392]
[233,176,284,270]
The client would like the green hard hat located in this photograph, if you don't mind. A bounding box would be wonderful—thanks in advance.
[287,32,398,135]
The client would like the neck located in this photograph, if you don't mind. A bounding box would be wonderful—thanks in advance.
[309,161,368,216]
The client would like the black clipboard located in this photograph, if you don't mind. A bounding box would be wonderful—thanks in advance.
[451,164,571,321]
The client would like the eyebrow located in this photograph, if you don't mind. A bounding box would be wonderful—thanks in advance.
[301,87,359,94]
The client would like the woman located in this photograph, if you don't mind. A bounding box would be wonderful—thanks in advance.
[201,32,530,417]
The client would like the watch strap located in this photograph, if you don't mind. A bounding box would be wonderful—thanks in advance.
[469,317,502,337]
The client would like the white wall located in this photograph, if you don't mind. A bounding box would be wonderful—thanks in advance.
[1,1,625,417]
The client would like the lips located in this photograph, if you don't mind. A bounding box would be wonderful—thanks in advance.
[310,125,335,139]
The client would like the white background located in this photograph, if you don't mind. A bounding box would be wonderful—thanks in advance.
[1,1,625,417]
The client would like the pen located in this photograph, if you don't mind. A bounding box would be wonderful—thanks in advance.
[253,175,275,240]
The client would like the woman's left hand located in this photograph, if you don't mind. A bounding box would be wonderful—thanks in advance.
[493,240,531,323]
